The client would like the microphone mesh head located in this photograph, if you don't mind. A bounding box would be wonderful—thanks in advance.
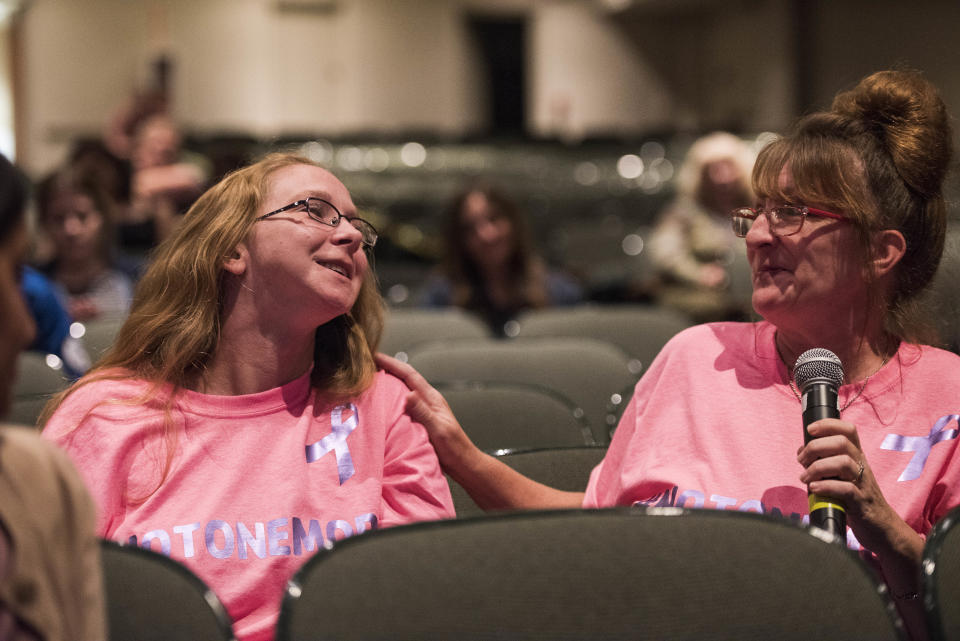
[794,348,844,391]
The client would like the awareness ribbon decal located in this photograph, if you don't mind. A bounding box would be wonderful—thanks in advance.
[305,403,358,485]
[880,414,959,482]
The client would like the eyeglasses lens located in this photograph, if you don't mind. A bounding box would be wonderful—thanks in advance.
[731,215,751,237]
[307,199,340,225]
[350,219,378,247]
[730,207,806,237]
[772,207,804,235]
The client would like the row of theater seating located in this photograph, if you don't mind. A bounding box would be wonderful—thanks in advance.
[381,304,693,444]
[102,488,960,641]
[12,305,693,445]
[17,305,960,640]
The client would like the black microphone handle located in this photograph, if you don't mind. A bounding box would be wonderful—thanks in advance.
[801,382,847,538]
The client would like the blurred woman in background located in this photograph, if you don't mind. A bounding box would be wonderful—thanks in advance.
[648,131,756,321]
[420,181,582,335]
[36,166,135,321]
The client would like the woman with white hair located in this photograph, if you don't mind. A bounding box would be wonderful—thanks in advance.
[648,131,756,321]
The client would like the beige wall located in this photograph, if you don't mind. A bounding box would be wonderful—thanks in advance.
[20,0,147,171]
[18,0,488,173]
[529,1,675,140]
[14,0,960,175]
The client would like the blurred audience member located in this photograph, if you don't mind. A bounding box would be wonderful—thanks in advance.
[36,166,135,322]
[68,140,133,210]
[0,152,105,641]
[648,132,756,321]
[115,113,209,255]
[21,266,91,379]
[420,182,582,335]
[103,88,168,161]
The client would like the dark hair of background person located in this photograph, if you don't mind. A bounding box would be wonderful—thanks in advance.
[67,140,133,205]
[35,165,122,264]
[752,68,953,346]
[440,181,550,310]
[0,154,28,245]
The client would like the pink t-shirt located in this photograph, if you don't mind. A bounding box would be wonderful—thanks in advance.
[44,369,454,641]
[585,321,960,551]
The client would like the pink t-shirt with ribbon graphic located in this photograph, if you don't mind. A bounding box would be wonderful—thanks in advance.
[584,321,960,553]
[44,369,455,641]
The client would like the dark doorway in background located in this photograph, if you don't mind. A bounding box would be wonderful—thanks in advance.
[469,16,527,136]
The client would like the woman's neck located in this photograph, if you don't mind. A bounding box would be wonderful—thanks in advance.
[196,314,315,396]
[55,257,108,292]
[774,327,895,384]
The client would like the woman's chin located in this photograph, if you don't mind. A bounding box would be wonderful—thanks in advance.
[750,292,787,324]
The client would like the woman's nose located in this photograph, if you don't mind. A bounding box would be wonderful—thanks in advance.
[329,218,363,246]
[745,211,775,246]
[475,220,501,243]
[63,216,83,236]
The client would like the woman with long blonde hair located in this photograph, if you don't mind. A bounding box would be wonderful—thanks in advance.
[43,152,454,641]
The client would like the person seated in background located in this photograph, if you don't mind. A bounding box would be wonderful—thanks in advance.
[647,131,756,322]
[0,153,105,641]
[419,181,582,336]
[380,70,960,640]
[121,113,210,253]
[35,166,135,322]
[21,265,91,380]
[42,152,455,641]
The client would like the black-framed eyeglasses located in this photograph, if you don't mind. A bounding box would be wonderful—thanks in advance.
[256,197,378,248]
[730,205,847,238]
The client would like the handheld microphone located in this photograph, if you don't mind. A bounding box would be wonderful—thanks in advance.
[794,348,846,538]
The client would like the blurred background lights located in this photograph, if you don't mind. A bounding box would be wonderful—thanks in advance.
[573,161,600,186]
[387,283,409,305]
[639,140,665,161]
[621,233,644,256]
[364,147,390,172]
[651,158,674,181]
[400,142,427,167]
[336,146,365,171]
[503,320,521,337]
[616,154,643,180]
[300,140,334,165]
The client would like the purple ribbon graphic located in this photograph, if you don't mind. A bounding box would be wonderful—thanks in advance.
[880,414,959,482]
[305,404,358,484]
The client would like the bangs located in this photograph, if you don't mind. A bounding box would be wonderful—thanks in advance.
[752,134,871,224]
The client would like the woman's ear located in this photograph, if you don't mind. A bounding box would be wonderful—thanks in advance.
[223,243,248,276]
[870,229,906,277]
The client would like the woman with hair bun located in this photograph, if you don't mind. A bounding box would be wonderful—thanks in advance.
[380,70,960,639]
[42,152,455,641]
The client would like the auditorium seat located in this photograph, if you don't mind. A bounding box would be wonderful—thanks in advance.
[922,505,960,641]
[10,351,71,427]
[100,539,236,641]
[77,316,127,361]
[436,381,594,451]
[515,303,693,374]
[408,336,638,444]
[378,307,490,359]
[448,445,607,518]
[277,507,904,641]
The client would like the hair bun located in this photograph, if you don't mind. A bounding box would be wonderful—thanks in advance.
[831,70,952,197]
